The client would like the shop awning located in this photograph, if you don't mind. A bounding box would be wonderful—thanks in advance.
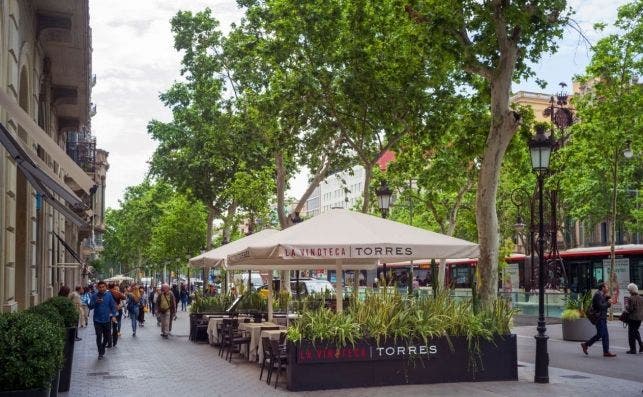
[53,231,84,266]
[0,88,94,194]
[0,122,88,227]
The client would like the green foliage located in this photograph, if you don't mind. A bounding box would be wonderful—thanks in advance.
[287,289,518,347]
[561,309,581,321]
[149,193,207,263]
[190,291,232,314]
[43,296,78,328]
[0,312,64,391]
[237,291,267,312]
[27,304,65,329]
[555,2,642,233]
[563,291,592,318]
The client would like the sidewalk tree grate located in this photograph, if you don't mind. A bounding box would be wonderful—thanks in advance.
[87,372,109,376]
[103,375,127,380]
[560,375,590,379]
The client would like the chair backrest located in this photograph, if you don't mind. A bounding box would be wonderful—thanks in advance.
[269,339,283,358]
[278,331,287,346]
[261,336,272,358]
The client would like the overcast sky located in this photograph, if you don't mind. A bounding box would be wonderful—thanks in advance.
[89,0,629,210]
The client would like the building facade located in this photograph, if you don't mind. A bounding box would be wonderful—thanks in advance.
[0,0,98,312]
[304,165,365,217]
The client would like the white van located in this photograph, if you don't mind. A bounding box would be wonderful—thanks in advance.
[233,272,264,290]
[291,278,335,296]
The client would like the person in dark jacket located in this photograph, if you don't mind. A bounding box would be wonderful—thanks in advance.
[581,282,617,357]
[88,281,117,359]
[624,283,643,354]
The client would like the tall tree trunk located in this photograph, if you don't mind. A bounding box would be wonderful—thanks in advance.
[476,72,520,306]
[361,163,373,213]
[206,205,216,250]
[275,151,289,228]
[221,202,238,244]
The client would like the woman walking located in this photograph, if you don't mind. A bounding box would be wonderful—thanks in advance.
[126,284,141,337]
[624,283,643,354]
[80,287,91,327]
[137,285,147,327]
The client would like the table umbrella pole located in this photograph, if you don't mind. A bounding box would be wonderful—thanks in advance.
[267,272,273,322]
[336,261,343,313]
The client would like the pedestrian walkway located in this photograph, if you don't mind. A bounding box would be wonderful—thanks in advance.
[62,312,643,397]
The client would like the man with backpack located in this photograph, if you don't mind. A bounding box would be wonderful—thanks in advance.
[155,283,176,338]
[581,282,617,357]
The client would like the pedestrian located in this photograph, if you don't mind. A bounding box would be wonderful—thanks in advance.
[58,285,70,297]
[153,286,161,326]
[80,286,91,327]
[148,286,156,314]
[108,283,125,347]
[624,283,643,354]
[180,284,188,312]
[88,281,117,359]
[68,286,84,340]
[125,283,141,337]
[137,285,147,327]
[155,283,176,338]
[171,284,180,319]
[581,282,617,357]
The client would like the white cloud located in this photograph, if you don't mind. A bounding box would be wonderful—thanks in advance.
[89,1,245,209]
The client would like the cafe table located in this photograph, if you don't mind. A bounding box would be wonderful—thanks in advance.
[237,322,284,361]
[257,329,286,364]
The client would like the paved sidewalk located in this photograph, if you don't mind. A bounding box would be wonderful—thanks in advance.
[62,311,643,397]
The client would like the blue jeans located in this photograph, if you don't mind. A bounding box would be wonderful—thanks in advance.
[129,306,139,333]
[586,318,609,353]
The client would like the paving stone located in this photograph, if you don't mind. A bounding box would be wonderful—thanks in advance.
[60,310,643,397]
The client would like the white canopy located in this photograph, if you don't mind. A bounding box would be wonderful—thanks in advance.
[104,275,134,283]
[227,209,479,270]
[188,229,279,269]
[226,209,479,313]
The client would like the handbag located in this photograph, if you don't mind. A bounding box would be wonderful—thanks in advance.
[618,311,629,323]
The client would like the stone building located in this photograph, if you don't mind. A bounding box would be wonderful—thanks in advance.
[0,0,99,312]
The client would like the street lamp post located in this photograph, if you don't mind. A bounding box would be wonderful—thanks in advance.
[186,253,191,293]
[375,180,393,285]
[529,124,553,384]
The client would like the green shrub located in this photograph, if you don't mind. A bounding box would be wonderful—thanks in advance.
[43,296,78,328]
[27,304,65,329]
[0,312,64,391]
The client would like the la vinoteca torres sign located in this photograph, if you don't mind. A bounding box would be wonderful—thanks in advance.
[296,342,438,364]
[281,245,414,260]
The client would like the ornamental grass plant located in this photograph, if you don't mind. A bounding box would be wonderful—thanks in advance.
[287,289,518,347]
[561,291,592,320]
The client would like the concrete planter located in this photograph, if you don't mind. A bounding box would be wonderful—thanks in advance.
[57,327,76,392]
[287,335,518,391]
[562,318,595,341]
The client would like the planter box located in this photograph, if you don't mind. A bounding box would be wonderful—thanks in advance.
[58,328,76,392]
[562,318,595,341]
[287,335,517,391]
